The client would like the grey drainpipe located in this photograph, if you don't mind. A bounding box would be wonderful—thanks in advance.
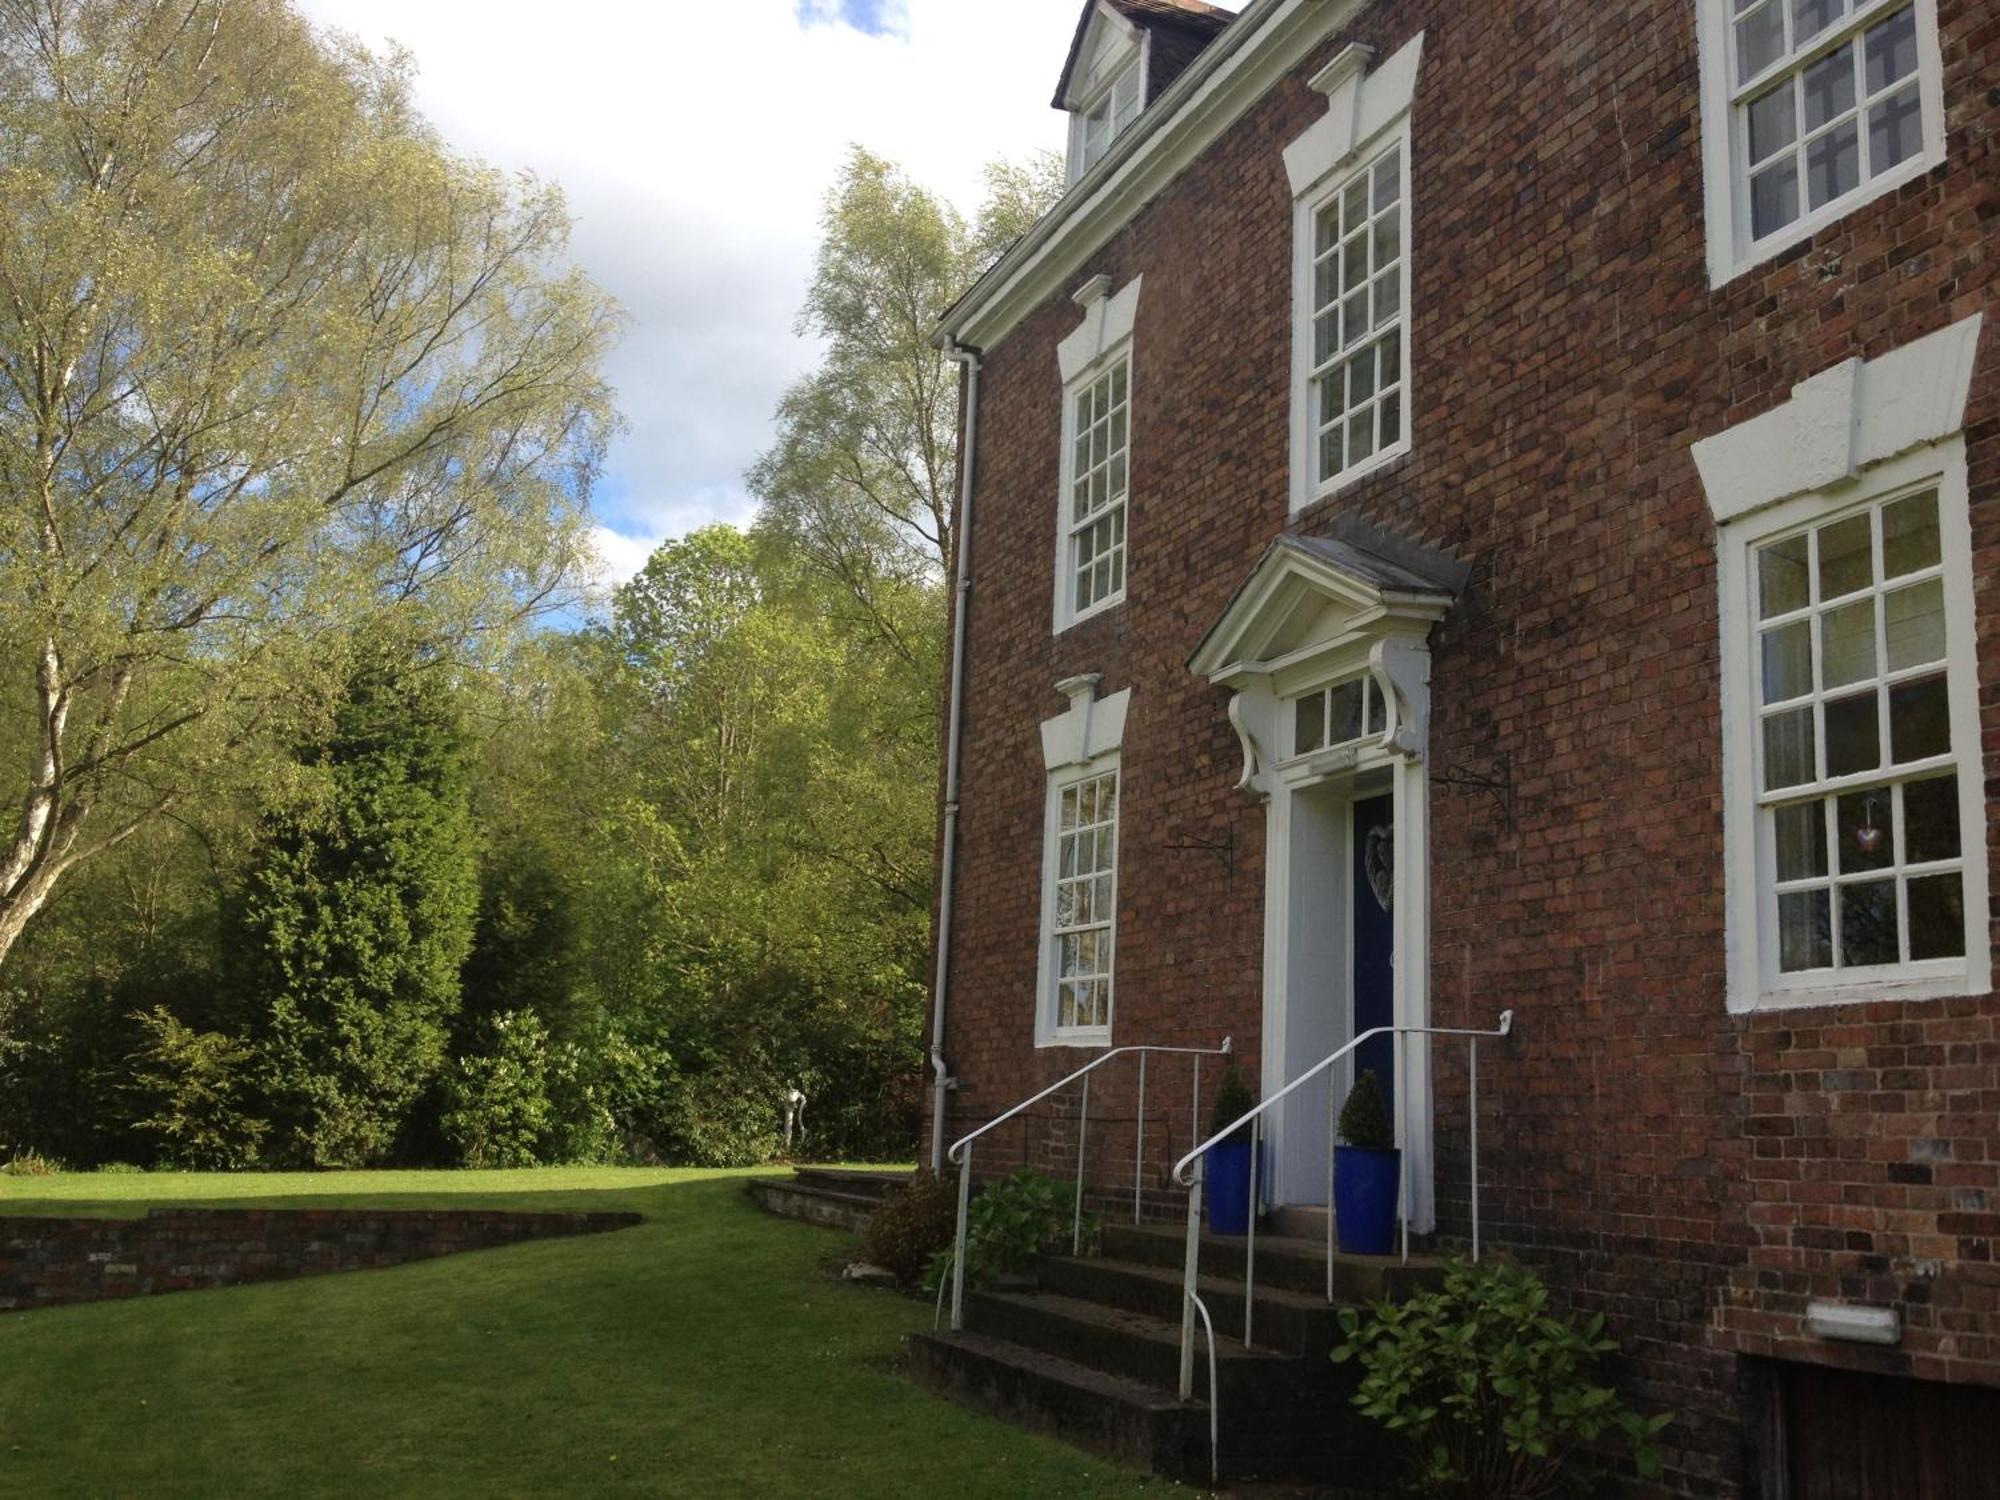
[930,342,982,1175]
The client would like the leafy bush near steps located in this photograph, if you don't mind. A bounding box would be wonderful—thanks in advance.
[860,1169,958,1285]
[922,1167,1095,1293]
[1332,1257,1670,1499]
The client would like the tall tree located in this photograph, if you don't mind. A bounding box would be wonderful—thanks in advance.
[0,0,618,966]
[235,642,477,1167]
[747,147,1062,679]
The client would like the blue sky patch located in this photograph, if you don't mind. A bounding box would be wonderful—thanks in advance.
[795,0,904,37]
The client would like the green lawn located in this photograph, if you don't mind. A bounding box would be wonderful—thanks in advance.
[0,1167,1173,1499]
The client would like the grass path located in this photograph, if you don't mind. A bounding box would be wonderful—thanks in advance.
[0,1167,1175,1499]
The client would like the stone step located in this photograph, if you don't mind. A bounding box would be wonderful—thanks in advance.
[906,1328,1201,1480]
[1099,1221,1443,1300]
[743,1177,877,1233]
[963,1288,1317,1410]
[1040,1255,1345,1360]
[790,1166,913,1202]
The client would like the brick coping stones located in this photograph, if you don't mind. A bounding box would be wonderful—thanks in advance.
[0,1206,642,1312]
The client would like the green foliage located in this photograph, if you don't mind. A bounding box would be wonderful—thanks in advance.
[861,1170,959,1285]
[1339,1068,1395,1151]
[924,1168,1090,1293]
[237,647,479,1168]
[0,1149,58,1176]
[126,1008,269,1170]
[0,0,617,966]
[441,1011,554,1169]
[1332,1259,1672,1499]
[1208,1062,1257,1144]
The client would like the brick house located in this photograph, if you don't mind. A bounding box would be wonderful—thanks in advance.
[915,0,2000,1491]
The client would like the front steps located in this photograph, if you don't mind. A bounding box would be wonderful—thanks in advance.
[907,1220,1441,1486]
[746,1166,911,1232]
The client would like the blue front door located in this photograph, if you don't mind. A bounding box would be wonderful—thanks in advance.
[1351,795,1395,1114]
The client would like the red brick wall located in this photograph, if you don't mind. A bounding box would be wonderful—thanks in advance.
[0,1208,639,1311]
[928,0,2000,1491]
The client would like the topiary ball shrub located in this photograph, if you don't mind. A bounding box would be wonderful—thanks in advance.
[1208,1061,1257,1144]
[1332,1257,1671,1499]
[861,1170,959,1286]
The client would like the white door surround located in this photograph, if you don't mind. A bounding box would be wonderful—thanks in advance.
[1188,524,1465,1230]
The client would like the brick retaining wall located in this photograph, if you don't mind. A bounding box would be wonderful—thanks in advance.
[0,1207,641,1312]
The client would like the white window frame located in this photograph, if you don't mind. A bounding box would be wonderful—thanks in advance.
[1717,439,1987,1012]
[1036,679,1130,1048]
[1695,0,1946,287]
[1292,130,1412,508]
[1069,54,1145,184]
[1282,35,1425,515]
[1054,275,1142,634]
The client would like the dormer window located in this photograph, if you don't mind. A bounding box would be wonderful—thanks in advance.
[1072,59,1142,180]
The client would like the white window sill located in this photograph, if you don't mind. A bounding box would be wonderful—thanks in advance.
[1055,591,1126,636]
[1037,1027,1112,1050]
[1730,966,1977,1016]
[1712,146,1945,289]
[1292,442,1412,516]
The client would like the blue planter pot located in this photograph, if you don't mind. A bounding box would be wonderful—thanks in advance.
[1205,1140,1256,1235]
[1334,1146,1401,1255]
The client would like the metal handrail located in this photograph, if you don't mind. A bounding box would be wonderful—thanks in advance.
[945,1037,1231,1332]
[1172,1011,1514,1406]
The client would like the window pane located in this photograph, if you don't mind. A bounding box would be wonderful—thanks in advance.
[1372,147,1400,210]
[1802,43,1857,132]
[1902,774,1959,863]
[1319,426,1342,481]
[1820,598,1877,688]
[1791,0,1841,44]
[1824,690,1881,777]
[1748,80,1799,163]
[1882,491,1940,576]
[1371,212,1400,269]
[1884,580,1945,670]
[1295,692,1325,754]
[1762,620,1814,703]
[1775,800,1829,880]
[1315,205,1338,256]
[1348,410,1375,463]
[1366,680,1388,735]
[1342,179,1367,232]
[1764,706,1816,789]
[1328,680,1365,743]
[1373,267,1400,329]
[1736,0,1787,83]
[1817,513,1873,598]
[1836,787,1893,873]
[1779,888,1832,971]
[1806,118,1861,208]
[1869,84,1923,172]
[1378,390,1401,450]
[1378,332,1402,388]
[1888,673,1949,762]
[1347,348,1375,404]
[1342,289,1368,348]
[1865,6,1918,92]
[1096,775,1116,827]
[1839,879,1899,967]
[1342,232,1367,287]
[1907,873,1965,960]
[1751,158,1801,239]
[1759,533,1811,617]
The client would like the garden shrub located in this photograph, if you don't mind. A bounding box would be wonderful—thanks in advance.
[860,1169,958,1284]
[0,1149,58,1176]
[126,1007,269,1170]
[441,1010,554,1168]
[1338,1067,1394,1150]
[924,1167,1092,1292]
[1333,1258,1669,1498]
[1208,1060,1256,1143]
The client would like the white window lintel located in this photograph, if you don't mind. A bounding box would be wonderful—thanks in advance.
[1041,676,1130,771]
[1057,273,1142,385]
[1691,313,1982,524]
[1282,31,1424,200]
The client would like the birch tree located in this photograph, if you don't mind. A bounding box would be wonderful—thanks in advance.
[0,0,618,966]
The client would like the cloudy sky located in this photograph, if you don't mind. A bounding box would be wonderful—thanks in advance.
[293,0,1177,591]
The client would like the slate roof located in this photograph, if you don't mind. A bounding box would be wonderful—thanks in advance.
[1052,0,1235,110]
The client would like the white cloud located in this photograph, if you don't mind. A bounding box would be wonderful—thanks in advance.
[294,0,1126,549]
[587,523,664,591]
